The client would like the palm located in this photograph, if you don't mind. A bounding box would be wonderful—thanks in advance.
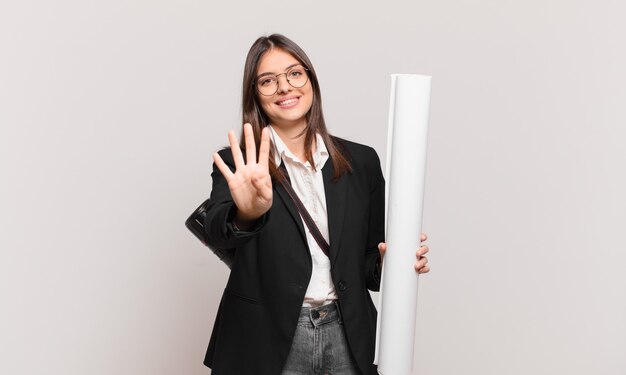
[227,158,272,217]
[214,124,273,221]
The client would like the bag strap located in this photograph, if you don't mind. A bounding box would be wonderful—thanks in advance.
[278,162,330,258]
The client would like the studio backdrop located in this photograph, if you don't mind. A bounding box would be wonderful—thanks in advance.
[1,0,625,374]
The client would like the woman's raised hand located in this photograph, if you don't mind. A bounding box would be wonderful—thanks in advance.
[213,123,273,226]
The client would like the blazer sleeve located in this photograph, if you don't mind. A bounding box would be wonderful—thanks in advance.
[202,148,269,251]
[364,147,385,291]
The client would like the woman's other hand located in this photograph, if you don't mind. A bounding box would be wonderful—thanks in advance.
[213,123,273,227]
[377,233,430,274]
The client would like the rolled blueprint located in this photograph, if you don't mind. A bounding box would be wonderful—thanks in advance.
[375,74,431,375]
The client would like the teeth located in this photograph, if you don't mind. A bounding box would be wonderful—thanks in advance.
[277,98,298,106]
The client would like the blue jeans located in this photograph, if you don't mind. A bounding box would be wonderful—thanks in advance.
[281,302,359,375]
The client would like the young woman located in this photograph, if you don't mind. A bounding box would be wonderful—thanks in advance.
[203,34,430,375]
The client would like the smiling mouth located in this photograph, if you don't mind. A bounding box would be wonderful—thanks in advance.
[275,97,300,107]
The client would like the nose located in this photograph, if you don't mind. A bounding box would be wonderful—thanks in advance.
[276,73,291,94]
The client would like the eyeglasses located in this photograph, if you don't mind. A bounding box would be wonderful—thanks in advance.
[255,65,310,96]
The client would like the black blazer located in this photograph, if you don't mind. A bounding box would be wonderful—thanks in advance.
[203,138,385,375]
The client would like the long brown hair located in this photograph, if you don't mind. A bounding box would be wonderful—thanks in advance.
[240,34,352,181]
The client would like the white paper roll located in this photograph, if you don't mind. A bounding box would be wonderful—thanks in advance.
[374,74,431,375]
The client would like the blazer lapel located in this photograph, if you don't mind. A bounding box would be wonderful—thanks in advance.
[322,159,348,268]
[273,158,348,268]
[274,182,308,245]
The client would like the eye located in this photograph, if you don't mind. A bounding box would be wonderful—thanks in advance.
[258,76,276,87]
[289,68,304,78]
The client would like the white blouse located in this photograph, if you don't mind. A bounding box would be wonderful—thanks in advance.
[268,125,338,307]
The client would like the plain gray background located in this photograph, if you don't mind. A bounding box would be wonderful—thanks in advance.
[1,0,625,374]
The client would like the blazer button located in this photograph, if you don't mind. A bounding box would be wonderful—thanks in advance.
[338,281,347,292]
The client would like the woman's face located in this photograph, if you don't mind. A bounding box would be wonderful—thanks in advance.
[256,48,313,131]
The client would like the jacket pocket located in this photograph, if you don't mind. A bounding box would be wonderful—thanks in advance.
[224,288,260,305]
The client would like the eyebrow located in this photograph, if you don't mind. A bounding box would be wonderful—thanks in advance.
[256,63,301,79]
